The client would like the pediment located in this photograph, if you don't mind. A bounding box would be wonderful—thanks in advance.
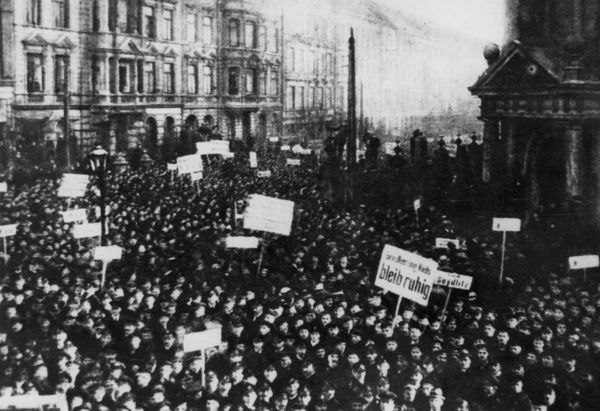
[117,39,144,55]
[471,43,559,93]
[54,35,76,50]
[22,34,48,47]
[163,46,178,57]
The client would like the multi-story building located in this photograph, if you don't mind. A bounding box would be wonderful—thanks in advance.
[0,0,282,170]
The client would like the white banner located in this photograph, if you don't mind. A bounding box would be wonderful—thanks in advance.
[375,245,437,306]
[434,270,473,290]
[0,182,6,192]
[249,152,258,168]
[57,174,89,198]
[190,171,203,182]
[167,163,177,171]
[0,394,68,411]
[177,154,204,175]
[287,159,301,166]
[225,236,260,249]
[61,208,88,223]
[569,255,599,270]
[94,245,123,261]
[257,170,272,178]
[183,326,222,352]
[244,194,294,236]
[492,217,521,232]
[73,222,101,239]
[0,224,17,237]
[435,238,460,249]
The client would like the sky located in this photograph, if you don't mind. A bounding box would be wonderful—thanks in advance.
[376,0,506,44]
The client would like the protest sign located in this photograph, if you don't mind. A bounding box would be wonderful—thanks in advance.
[73,223,101,239]
[281,145,291,151]
[249,152,258,168]
[225,236,260,249]
[414,199,421,210]
[257,170,272,178]
[244,194,294,236]
[195,142,212,155]
[0,224,17,237]
[434,270,473,290]
[269,137,279,142]
[94,245,123,261]
[0,182,6,192]
[375,245,437,306]
[222,152,235,159]
[435,238,460,249]
[287,159,301,166]
[492,217,521,232]
[183,326,222,352]
[190,171,203,182]
[446,143,458,157]
[177,154,203,175]
[210,140,231,154]
[385,142,398,155]
[57,174,89,198]
[167,163,177,171]
[61,208,88,223]
[0,394,68,411]
[569,255,599,270]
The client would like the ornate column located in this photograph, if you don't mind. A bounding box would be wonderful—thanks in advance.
[565,124,584,197]
[591,126,600,229]
[482,119,499,183]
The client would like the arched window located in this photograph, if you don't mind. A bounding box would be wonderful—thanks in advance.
[229,19,240,47]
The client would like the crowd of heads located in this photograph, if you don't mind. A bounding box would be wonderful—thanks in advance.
[1,148,599,411]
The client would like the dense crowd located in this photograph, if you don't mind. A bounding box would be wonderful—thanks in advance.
[1,147,599,411]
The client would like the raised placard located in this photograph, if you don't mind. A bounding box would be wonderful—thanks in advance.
[249,152,258,168]
[57,174,89,198]
[257,170,272,178]
[0,182,7,192]
[225,236,260,249]
[434,270,473,290]
[177,154,203,175]
[61,209,88,223]
[183,326,222,352]
[0,224,17,237]
[190,171,203,182]
[569,255,599,270]
[435,238,460,249]
[94,245,123,261]
[73,223,101,239]
[492,217,521,232]
[287,159,301,166]
[244,194,294,236]
[0,394,68,411]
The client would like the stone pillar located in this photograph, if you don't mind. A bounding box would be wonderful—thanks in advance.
[565,125,584,197]
[504,119,518,184]
[591,126,600,228]
[482,119,499,183]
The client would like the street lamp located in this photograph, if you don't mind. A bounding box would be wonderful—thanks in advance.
[113,153,129,174]
[88,145,108,246]
[139,150,153,168]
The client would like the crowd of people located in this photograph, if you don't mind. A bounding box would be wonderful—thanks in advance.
[0,146,599,411]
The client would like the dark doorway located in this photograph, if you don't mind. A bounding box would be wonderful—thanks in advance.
[242,112,251,141]
[259,113,267,141]
[145,117,158,154]
[115,115,128,152]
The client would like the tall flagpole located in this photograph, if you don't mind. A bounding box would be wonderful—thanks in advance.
[347,28,357,167]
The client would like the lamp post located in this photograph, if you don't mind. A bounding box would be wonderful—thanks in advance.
[113,153,129,174]
[139,150,153,169]
[88,145,108,246]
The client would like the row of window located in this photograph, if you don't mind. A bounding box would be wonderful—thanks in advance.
[286,85,343,110]
[227,19,278,52]
[27,0,69,28]
[227,67,279,96]
[287,47,335,76]
[26,54,69,94]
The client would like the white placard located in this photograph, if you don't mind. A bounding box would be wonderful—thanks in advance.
[244,194,295,236]
[167,163,177,171]
[73,222,101,239]
[183,326,222,352]
[414,199,421,211]
[94,245,123,261]
[190,171,203,182]
[57,174,89,198]
[210,140,230,154]
[225,236,260,249]
[177,154,204,175]
[0,182,7,192]
[269,137,280,142]
[446,143,458,158]
[257,170,272,178]
[281,145,291,151]
[249,152,258,168]
[569,255,599,270]
[61,208,88,223]
[287,159,301,166]
[222,152,235,159]
[292,144,303,154]
[434,270,473,290]
[435,238,460,249]
[0,394,68,411]
[492,217,521,232]
[375,245,437,306]
[385,142,398,155]
[0,224,17,237]
[195,142,213,155]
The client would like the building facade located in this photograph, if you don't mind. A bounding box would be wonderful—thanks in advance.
[470,0,600,226]
[0,0,282,170]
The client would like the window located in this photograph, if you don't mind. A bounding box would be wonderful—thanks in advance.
[310,86,315,107]
[316,87,323,108]
[259,26,267,51]
[144,62,156,93]
[298,86,304,109]
[259,71,267,95]
[270,28,279,52]
[27,54,44,93]
[118,60,134,93]
[287,86,295,109]
[203,65,213,94]
[27,0,41,26]
[245,21,256,48]
[309,51,315,75]
[91,56,102,93]
[288,48,295,72]
[229,19,240,47]
[108,0,117,31]
[163,9,173,41]
[245,69,256,94]
[202,16,213,44]
[187,64,198,94]
[109,58,117,93]
[53,0,69,28]
[164,63,174,94]
[228,67,239,95]
[92,0,100,31]
[137,61,143,93]
[144,6,155,39]
[117,0,128,32]
[270,71,278,95]
[54,56,69,94]
[186,13,197,42]
[326,53,333,75]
